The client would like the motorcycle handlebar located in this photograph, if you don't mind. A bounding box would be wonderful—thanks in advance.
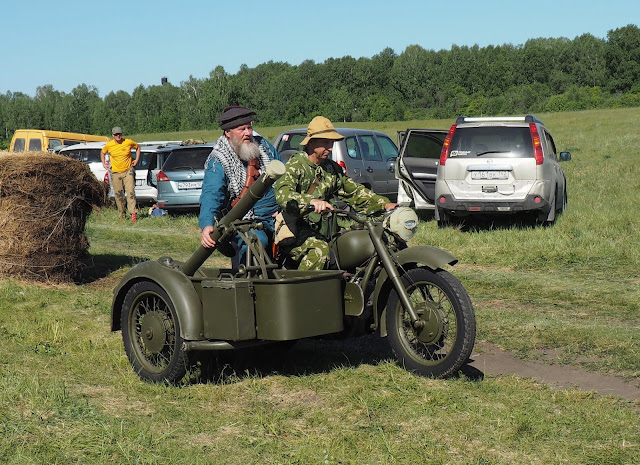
[301,204,397,224]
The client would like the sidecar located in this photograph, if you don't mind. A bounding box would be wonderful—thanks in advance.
[110,254,348,383]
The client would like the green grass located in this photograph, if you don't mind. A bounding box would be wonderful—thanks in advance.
[1,108,639,464]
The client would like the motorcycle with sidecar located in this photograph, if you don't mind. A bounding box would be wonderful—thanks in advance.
[110,160,476,383]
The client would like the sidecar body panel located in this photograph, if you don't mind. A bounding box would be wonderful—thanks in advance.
[373,245,457,336]
[198,270,345,341]
[253,270,344,340]
[200,278,256,340]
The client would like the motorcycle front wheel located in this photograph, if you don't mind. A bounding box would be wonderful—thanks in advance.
[386,267,476,378]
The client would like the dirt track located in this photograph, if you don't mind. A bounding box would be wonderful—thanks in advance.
[467,342,640,402]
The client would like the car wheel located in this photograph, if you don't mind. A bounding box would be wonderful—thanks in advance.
[541,187,559,225]
[558,188,567,215]
[436,208,451,228]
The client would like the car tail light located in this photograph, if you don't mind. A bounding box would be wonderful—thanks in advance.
[103,172,109,184]
[337,161,347,174]
[529,123,544,165]
[439,124,457,166]
[157,170,170,182]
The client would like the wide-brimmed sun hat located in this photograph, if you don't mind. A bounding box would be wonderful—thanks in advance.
[301,116,344,145]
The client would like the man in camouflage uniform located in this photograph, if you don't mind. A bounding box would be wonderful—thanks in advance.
[275,116,398,270]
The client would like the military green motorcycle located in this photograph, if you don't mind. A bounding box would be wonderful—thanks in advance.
[111,160,476,383]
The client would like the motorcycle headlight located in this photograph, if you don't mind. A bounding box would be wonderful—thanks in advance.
[383,207,419,242]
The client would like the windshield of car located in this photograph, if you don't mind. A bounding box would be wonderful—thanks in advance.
[163,147,212,171]
[134,151,156,170]
[449,127,533,158]
[276,133,306,153]
[62,148,103,163]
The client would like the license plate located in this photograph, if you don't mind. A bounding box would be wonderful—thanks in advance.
[178,181,202,190]
[135,179,144,186]
[471,170,508,180]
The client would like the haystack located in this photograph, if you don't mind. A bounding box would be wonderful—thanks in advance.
[0,151,107,282]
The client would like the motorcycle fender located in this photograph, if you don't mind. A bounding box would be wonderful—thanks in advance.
[373,246,457,337]
[111,260,204,341]
[344,281,365,316]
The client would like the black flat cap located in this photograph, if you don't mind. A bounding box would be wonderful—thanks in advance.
[217,105,256,130]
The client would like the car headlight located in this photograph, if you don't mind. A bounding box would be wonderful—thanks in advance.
[383,207,419,242]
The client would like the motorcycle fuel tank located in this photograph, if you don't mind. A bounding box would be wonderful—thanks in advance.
[333,229,376,269]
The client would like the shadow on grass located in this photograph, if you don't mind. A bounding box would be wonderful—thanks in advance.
[189,334,484,384]
[418,210,545,233]
[78,253,148,284]
[443,213,546,233]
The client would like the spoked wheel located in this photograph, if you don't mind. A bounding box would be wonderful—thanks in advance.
[121,281,188,383]
[386,267,476,378]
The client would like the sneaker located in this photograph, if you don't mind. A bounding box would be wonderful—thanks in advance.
[131,213,137,223]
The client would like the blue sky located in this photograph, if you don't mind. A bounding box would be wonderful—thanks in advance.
[3,0,637,97]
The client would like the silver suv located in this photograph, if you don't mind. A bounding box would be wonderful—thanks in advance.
[435,115,571,225]
[395,116,571,225]
[274,128,399,201]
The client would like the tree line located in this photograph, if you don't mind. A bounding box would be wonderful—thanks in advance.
[1,24,639,149]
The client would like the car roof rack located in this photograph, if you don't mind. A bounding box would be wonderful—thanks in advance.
[455,115,543,125]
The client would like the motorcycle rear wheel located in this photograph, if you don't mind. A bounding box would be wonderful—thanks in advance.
[386,267,475,378]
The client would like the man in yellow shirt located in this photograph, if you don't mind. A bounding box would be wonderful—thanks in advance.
[101,126,140,222]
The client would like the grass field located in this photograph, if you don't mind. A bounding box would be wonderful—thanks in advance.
[1,108,638,464]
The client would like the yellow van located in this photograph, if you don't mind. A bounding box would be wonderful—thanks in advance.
[10,129,109,153]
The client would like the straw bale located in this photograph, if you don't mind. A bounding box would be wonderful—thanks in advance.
[0,151,107,282]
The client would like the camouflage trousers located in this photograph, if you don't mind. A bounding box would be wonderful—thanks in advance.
[288,236,330,270]
[111,167,137,218]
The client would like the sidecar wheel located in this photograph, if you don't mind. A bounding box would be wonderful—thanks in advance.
[386,268,475,378]
[121,281,188,384]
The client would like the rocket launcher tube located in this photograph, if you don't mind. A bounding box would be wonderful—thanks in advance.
[180,160,286,276]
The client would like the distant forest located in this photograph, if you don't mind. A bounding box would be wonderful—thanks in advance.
[2,24,639,147]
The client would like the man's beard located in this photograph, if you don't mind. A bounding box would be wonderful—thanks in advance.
[230,136,261,162]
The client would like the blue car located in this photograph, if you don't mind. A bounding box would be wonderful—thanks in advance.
[156,143,214,212]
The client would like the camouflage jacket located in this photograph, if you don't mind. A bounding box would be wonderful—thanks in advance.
[275,152,390,232]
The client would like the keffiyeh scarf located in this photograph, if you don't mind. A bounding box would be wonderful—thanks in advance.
[205,135,272,219]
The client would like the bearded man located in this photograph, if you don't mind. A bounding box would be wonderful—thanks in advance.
[199,106,282,267]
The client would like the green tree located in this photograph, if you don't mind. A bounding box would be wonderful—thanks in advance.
[99,90,133,135]
[605,24,640,92]
[35,85,64,131]
[568,33,608,87]
[179,75,205,131]
[67,84,101,133]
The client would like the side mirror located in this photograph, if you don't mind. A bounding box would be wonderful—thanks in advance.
[559,151,572,162]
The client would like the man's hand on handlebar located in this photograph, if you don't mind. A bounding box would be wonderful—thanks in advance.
[384,202,399,210]
[201,225,216,248]
[310,199,334,214]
